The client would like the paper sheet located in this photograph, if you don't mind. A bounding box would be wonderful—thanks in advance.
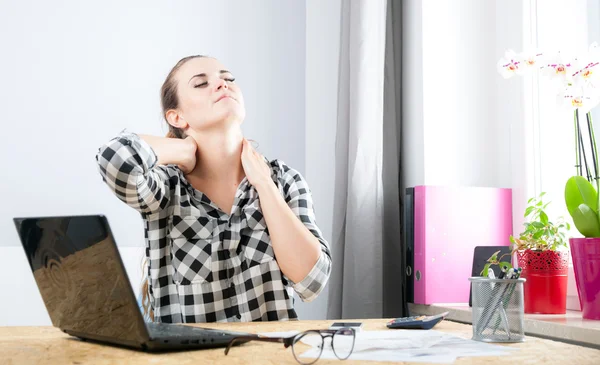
[292,330,517,364]
[300,347,458,364]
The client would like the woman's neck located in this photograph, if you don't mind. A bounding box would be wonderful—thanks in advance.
[186,126,246,186]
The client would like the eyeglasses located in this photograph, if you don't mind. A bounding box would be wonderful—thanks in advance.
[224,328,356,365]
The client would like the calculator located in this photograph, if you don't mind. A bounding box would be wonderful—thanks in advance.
[386,311,449,330]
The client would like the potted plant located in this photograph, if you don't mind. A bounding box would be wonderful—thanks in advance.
[565,175,600,320]
[509,193,570,314]
[498,44,600,319]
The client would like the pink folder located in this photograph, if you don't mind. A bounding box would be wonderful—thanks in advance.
[413,185,513,304]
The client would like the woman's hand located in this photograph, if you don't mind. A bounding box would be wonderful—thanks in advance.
[140,134,197,173]
[241,138,272,189]
[177,136,197,174]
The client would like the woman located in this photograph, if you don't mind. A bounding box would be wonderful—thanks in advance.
[96,55,331,323]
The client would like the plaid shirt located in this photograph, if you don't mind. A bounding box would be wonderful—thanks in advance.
[95,131,331,323]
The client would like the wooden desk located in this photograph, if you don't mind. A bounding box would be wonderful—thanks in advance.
[2,319,600,364]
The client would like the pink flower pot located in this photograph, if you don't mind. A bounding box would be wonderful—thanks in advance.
[569,238,600,320]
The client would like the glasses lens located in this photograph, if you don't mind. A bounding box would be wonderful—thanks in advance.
[332,329,355,360]
[292,331,323,365]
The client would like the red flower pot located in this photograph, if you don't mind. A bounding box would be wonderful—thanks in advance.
[516,249,569,314]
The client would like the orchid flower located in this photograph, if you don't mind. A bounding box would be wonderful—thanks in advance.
[497,50,520,79]
[572,42,600,87]
[541,51,577,83]
[516,49,544,74]
[496,43,600,112]
[572,62,600,87]
[557,80,600,113]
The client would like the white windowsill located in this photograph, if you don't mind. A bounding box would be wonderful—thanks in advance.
[409,303,600,349]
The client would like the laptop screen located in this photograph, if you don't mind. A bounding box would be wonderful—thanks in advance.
[14,215,149,344]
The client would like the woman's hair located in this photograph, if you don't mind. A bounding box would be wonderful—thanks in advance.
[140,55,206,321]
[160,55,206,139]
[140,258,154,321]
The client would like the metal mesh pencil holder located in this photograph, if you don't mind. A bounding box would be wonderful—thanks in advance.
[469,277,526,343]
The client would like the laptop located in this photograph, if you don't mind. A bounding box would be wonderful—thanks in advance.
[13,214,256,352]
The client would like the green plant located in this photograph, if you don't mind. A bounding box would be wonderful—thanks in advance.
[562,107,600,237]
[565,175,600,237]
[509,192,570,252]
[480,192,570,277]
[480,250,512,277]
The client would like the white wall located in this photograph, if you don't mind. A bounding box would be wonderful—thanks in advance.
[302,0,342,320]
[0,0,310,326]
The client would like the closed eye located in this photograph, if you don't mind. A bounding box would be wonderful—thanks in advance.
[193,78,235,88]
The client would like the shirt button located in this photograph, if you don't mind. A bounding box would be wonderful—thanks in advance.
[236,313,241,319]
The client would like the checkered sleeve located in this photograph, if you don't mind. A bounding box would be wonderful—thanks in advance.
[277,161,332,302]
[96,131,171,215]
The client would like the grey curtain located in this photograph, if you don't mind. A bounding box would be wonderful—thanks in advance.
[382,0,405,319]
[327,0,405,319]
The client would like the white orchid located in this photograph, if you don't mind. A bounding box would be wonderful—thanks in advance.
[497,50,521,79]
[572,42,600,88]
[557,80,600,113]
[515,49,544,74]
[572,62,600,87]
[498,43,600,113]
[541,51,577,83]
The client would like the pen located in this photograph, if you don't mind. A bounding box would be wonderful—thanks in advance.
[476,277,506,335]
[491,267,522,335]
[494,267,512,337]
[498,265,507,279]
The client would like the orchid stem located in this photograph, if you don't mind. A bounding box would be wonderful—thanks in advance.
[587,112,600,198]
[586,112,598,182]
[576,110,591,181]
[575,110,582,176]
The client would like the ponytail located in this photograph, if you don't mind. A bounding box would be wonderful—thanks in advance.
[166,127,185,139]
[140,258,155,322]
[165,130,179,139]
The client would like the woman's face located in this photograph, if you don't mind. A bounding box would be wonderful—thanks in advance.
[171,57,246,132]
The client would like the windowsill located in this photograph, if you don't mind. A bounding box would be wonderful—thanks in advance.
[409,303,600,349]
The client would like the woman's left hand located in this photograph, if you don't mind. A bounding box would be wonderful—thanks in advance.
[241,138,272,189]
